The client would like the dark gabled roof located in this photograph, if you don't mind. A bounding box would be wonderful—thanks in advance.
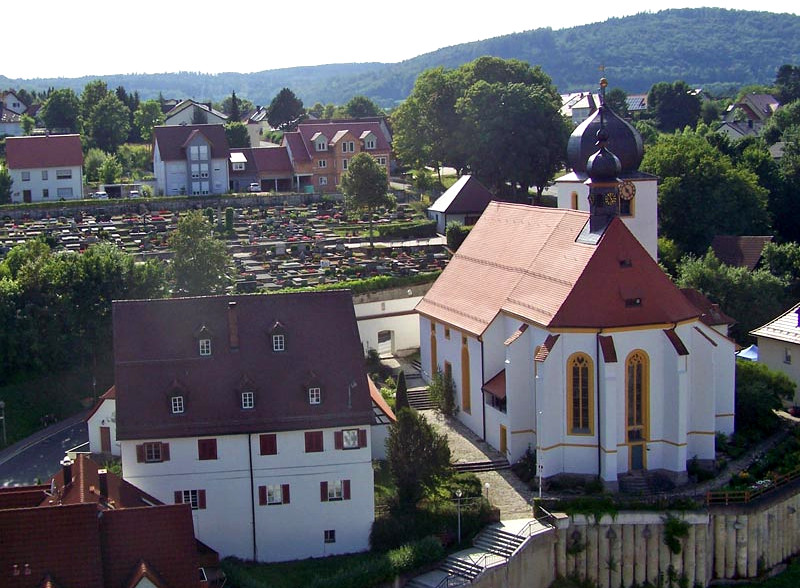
[296,120,391,152]
[0,486,50,510]
[428,175,494,215]
[113,292,373,441]
[710,235,772,270]
[230,147,293,177]
[282,131,311,163]
[86,386,115,422]
[153,124,229,162]
[680,288,736,327]
[6,135,83,169]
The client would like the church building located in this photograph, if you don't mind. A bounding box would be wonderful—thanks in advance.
[416,82,735,489]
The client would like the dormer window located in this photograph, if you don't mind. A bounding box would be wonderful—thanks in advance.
[199,339,211,356]
[313,133,328,152]
[309,387,321,405]
[242,391,255,409]
[365,138,376,150]
[273,334,285,352]
[232,162,245,171]
[171,395,185,414]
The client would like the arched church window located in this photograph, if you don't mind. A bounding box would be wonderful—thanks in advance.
[567,353,593,435]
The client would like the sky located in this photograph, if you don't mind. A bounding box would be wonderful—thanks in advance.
[4,0,799,80]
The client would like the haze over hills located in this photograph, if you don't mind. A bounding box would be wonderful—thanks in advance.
[3,8,799,108]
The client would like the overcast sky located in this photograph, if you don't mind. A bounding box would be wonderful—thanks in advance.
[5,1,798,80]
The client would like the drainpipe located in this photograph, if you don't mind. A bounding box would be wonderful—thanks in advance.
[480,337,486,441]
[248,433,257,561]
[596,331,603,481]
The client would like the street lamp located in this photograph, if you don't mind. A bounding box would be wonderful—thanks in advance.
[484,482,490,504]
[455,489,462,544]
[0,400,6,447]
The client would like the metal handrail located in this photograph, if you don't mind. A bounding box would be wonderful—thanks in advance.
[706,465,800,505]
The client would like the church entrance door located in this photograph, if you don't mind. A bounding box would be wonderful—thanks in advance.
[630,444,645,471]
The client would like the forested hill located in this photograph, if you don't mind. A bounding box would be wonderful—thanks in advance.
[3,8,799,107]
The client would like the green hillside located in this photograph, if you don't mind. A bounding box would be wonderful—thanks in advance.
[2,8,799,107]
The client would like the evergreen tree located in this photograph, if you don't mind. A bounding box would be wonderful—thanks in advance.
[395,371,409,412]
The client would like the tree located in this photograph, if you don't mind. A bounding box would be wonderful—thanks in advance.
[98,155,123,184]
[762,100,800,144]
[775,64,800,104]
[86,94,131,153]
[641,129,770,255]
[647,81,701,132]
[676,250,787,343]
[428,368,456,416]
[134,100,165,143]
[167,210,231,295]
[735,360,794,439]
[605,87,629,117]
[40,88,80,132]
[20,114,35,135]
[268,88,305,131]
[700,100,721,125]
[83,148,108,183]
[225,121,251,148]
[762,241,800,297]
[343,95,383,118]
[386,407,451,507]
[220,93,254,118]
[80,79,109,122]
[0,167,12,204]
[340,152,391,248]
[395,371,409,412]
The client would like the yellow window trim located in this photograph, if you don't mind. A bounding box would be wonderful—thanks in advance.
[567,352,594,436]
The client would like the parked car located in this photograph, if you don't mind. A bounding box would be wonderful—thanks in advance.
[129,190,140,198]
[95,191,109,200]
[249,183,261,192]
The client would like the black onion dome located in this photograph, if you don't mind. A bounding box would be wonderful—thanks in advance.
[586,146,621,181]
[567,106,644,174]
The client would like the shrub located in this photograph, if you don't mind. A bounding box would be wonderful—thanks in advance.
[446,222,472,251]
[376,219,437,239]
[428,368,456,417]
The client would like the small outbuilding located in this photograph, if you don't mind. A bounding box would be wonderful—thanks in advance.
[427,175,494,234]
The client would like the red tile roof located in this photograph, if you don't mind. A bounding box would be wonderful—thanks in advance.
[113,292,373,441]
[0,486,50,510]
[428,175,495,215]
[6,135,83,169]
[282,131,311,163]
[482,370,506,399]
[710,235,772,270]
[417,203,699,335]
[368,376,396,422]
[86,386,116,422]
[297,120,391,152]
[680,288,736,327]
[230,147,293,177]
[153,125,229,162]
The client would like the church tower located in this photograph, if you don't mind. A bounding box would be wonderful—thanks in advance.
[556,78,658,259]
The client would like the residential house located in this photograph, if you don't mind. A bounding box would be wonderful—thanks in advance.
[0,104,23,137]
[164,100,228,126]
[6,134,84,203]
[152,124,230,196]
[751,302,800,406]
[561,92,597,125]
[114,292,376,562]
[716,120,759,140]
[0,454,220,588]
[427,175,495,234]
[1,90,28,115]
[243,106,273,147]
[723,93,780,135]
[710,235,773,270]
[87,387,119,457]
[283,119,392,194]
[625,94,647,114]
[555,97,657,259]
[416,104,735,489]
[229,146,294,193]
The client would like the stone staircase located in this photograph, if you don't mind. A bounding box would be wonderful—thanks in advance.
[438,556,484,582]
[618,471,675,495]
[407,386,436,410]
[472,526,527,558]
[452,459,511,473]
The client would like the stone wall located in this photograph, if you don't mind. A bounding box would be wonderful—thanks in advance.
[470,482,800,588]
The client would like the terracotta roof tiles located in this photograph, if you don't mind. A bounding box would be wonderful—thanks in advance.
[710,235,772,270]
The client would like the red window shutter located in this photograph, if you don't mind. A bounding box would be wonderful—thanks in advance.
[305,432,312,452]
[343,479,351,500]
[136,444,145,463]
[258,485,267,506]
[305,431,322,453]
[320,481,328,502]
[174,491,182,504]
[358,429,367,448]
[198,489,206,509]
[282,484,290,504]
[260,433,277,455]
[316,432,323,452]
[161,443,170,461]
[334,431,343,450]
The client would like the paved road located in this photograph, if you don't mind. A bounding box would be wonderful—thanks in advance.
[0,413,89,487]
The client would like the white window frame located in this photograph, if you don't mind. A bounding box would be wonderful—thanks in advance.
[309,387,321,405]
[267,484,284,504]
[199,339,211,356]
[144,442,162,462]
[319,177,328,186]
[327,480,343,501]
[377,157,387,166]
[232,162,245,171]
[200,163,209,179]
[57,187,73,198]
[56,169,71,180]
[324,529,336,543]
[342,159,348,171]
[315,140,327,152]
[182,489,200,509]
[318,159,327,168]
[190,145,209,160]
[21,171,30,181]
[365,138,376,150]
[42,189,49,199]
[171,395,184,414]
[342,429,359,449]
[785,348,792,364]
[342,141,355,153]
[41,170,48,180]
[272,334,285,352]
[242,391,254,409]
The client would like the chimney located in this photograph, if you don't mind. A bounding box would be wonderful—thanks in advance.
[228,301,239,350]
[60,456,73,486]
[98,468,108,498]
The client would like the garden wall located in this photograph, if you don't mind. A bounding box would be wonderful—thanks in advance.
[470,481,800,588]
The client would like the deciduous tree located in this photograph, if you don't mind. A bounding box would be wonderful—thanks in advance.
[267,88,305,131]
[340,152,392,247]
[225,121,251,148]
[343,95,383,118]
[168,210,231,295]
[87,94,131,153]
[134,100,165,144]
[647,80,701,132]
[40,88,80,132]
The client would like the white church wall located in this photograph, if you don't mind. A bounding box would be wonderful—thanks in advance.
[688,325,718,462]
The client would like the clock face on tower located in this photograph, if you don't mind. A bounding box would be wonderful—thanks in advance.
[618,180,636,201]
